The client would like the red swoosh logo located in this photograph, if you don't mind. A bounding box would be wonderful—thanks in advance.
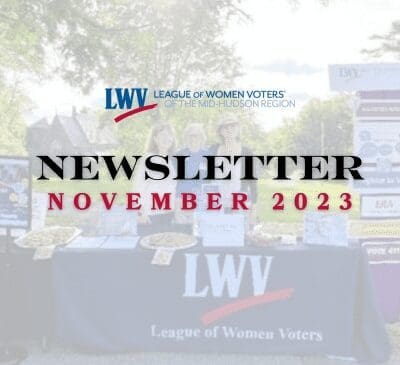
[114,103,158,123]
[201,288,294,326]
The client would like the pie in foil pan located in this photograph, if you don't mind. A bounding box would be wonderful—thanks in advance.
[14,226,82,248]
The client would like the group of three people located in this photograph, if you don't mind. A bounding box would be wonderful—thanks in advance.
[134,119,258,234]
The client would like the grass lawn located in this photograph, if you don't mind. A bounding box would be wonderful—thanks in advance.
[33,179,360,224]
[257,180,360,223]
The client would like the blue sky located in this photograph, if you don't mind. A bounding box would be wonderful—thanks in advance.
[228,0,400,128]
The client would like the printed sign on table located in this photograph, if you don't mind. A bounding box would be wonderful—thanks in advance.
[303,212,348,247]
[0,156,31,229]
[197,213,245,247]
[97,205,137,236]
[354,121,400,164]
[360,194,400,219]
[66,236,107,249]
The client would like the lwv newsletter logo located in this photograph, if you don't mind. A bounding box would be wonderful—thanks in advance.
[105,88,158,123]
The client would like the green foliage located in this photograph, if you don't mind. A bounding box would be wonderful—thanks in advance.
[0,1,44,74]
[34,178,359,224]
[0,0,247,154]
[0,0,353,157]
[0,81,27,155]
[363,20,400,58]
[257,180,359,223]
[266,96,353,155]
[1,0,247,92]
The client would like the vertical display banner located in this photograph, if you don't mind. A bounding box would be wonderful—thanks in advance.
[351,86,400,313]
[330,65,400,265]
[330,66,400,237]
[352,90,400,222]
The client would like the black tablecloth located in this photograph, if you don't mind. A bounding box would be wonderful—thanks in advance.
[0,242,54,342]
[47,244,390,363]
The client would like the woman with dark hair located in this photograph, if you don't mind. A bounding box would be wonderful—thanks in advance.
[134,123,177,235]
[208,118,258,223]
[146,123,177,156]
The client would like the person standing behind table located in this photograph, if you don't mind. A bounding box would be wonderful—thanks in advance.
[208,118,258,224]
[134,123,177,236]
[175,123,208,225]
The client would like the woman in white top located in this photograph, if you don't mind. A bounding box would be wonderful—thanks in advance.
[134,123,177,235]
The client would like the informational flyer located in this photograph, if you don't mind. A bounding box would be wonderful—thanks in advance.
[1,1,399,364]
[354,121,400,164]
[0,157,31,229]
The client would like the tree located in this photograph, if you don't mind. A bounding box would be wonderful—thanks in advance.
[0,0,249,154]
[266,95,353,155]
[1,0,247,90]
[363,20,400,58]
[0,83,28,155]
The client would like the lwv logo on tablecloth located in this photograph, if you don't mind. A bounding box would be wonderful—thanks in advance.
[184,254,274,298]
